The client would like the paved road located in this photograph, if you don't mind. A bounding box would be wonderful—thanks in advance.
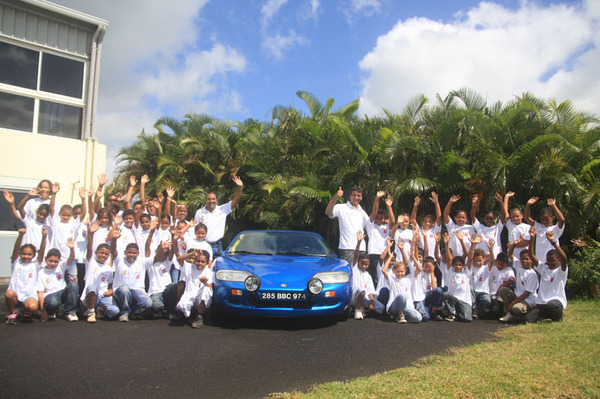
[0,311,508,398]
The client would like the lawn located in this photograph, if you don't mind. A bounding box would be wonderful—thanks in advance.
[271,300,600,398]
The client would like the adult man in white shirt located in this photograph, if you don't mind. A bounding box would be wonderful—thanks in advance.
[325,186,369,266]
[193,176,243,255]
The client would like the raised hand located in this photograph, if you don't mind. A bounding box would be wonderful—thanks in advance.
[336,186,344,198]
[129,175,138,187]
[385,195,394,207]
[449,195,460,203]
[469,234,482,245]
[357,230,364,242]
[3,189,14,205]
[527,197,539,205]
[546,231,555,242]
[472,193,479,204]
[529,225,536,237]
[494,192,503,202]
[141,175,150,185]
[97,173,108,187]
[487,238,495,249]
[443,232,450,244]
[414,196,421,207]
[52,182,60,194]
[28,187,40,197]
[166,186,175,199]
[88,220,100,234]
[429,191,438,204]
[547,198,557,206]
[79,188,87,199]
[232,176,243,187]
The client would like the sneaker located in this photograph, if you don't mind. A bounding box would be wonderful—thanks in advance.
[499,312,513,322]
[66,313,79,322]
[119,314,129,322]
[432,314,444,321]
[169,311,186,326]
[47,313,56,320]
[191,314,204,328]
[83,308,95,317]
[396,313,407,323]
[472,311,478,319]
[87,313,96,323]
[354,308,364,320]
[20,312,33,322]
[6,313,17,325]
[444,314,455,322]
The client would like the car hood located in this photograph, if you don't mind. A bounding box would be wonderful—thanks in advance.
[216,255,350,288]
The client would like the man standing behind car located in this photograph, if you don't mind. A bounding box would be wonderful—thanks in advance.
[325,186,368,266]
[194,176,243,256]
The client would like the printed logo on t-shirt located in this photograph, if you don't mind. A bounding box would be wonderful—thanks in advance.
[57,273,62,280]
[550,277,554,283]
[162,268,167,274]
[28,272,33,278]
[101,276,106,282]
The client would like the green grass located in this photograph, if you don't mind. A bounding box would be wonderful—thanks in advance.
[270,301,600,399]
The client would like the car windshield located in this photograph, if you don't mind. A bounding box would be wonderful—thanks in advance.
[227,232,336,257]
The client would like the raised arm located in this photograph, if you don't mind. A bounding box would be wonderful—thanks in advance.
[503,191,515,223]
[325,186,343,218]
[86,221,99,261]
[486,239,495,271]
[38,227,48,264]
[140,174,149,204]
[77,188,87,223]
[410,196,420,222]
[547,199,565,229]
[124,175,138,210]
[109,224,121,260]
[443,195,460,225]
[369,190,385,222]
[466,234,482,271]
[496,192,508,224]
[397,240,409,267]
[145,219,159,258]
[94,173,108,213]
[230,176,244,209]
[546,231,567,271]
[379,236,394,265]
[352,231,364,267]
[16,186,39,219]
[470,194,479,224]
[385,195,396,226]
[456,230,468,257]
[164,187,175,217]
[434,232,441,265]
[443,232,453,269]
[429,191,442,227]
[528,225,539,267]
[3,190,21,221]
[49,182,60,217]
[11,228,26,263]
[524,196,538,226]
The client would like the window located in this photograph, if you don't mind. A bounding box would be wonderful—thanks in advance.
[0,190,27,231]
[41,53,84,99]
[0,41,38,90]
[0,92,35,132]
[0,40,85,139]
[39,100,82,139]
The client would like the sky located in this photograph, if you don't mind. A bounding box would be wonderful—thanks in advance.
[50,0,600,178]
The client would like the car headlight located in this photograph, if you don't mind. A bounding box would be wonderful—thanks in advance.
[312,272,350,284]
[216,270,252,282]
[244,275,261,292]
[308,278,323,294]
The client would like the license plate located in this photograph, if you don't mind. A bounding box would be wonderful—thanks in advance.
[260,292,307,300]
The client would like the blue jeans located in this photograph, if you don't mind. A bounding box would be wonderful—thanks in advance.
[113,286,152,316]
[471,289,492,315]
[150,283,178,314]
[414,288,443,321]
[43,282,79,315]
[442,291,472,321]
[85,284,120,318]
[170,265,180,283]
[352,289,385,314]
[388,295,422,322]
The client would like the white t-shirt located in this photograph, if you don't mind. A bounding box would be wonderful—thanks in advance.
[112,255,153,291]
[135,227,157,258]
[22,197,52,222]
[330,202,369,251]
[81,258,114,301]
[447,268,472,305]
[91,226,111,255]
[420,224,442,258]
[514,266,538,307]
[21,217,50,252]
[470,265,491,294]
[73,223,88,263]
[445,219,475,257]
[393,228,414,263]
[364,221,391,256]
[194,201,233,243]
[8,259,40,301]
[473,218,504,256]
[533,221,564,263]
[352,266,376,297]
[489,266,515,295]
[36,260,69,295]
[412,270,433,302]
[49,215,80,261]
[184,237,214,260]
[535,263,568,308]
[506,219,530,260]
[180,263,213,298]
[386,273,415,312]
[147,258,174,295]
[115,225,138,257]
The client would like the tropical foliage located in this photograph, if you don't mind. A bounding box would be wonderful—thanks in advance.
[114,88,600,251]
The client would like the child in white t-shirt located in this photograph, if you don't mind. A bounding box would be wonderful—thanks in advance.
[525,197,566,263]
[183,223,213,261]
[499,233,538,322]
[441,243,473,322]
[81,226,119,323]
[526,229,568,322]
[5,229,45,325]
[443,194,476,257]
[48,184,87,261]
[413,192,443,259]
[488,252,515,316]
[471,192,507,256]
[365,191,395,287]
[504,192,530,265]
[37,242,78,322]
[351,232,385,320]
[145,225,180,318]
[467,235,495,318]
[172,249,213,328]
[382,258,422,323]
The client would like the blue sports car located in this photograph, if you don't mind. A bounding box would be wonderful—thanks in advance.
[212,230,352,318]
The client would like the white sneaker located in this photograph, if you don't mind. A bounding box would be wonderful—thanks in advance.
[396,313,407,323]
[83,308,95,317]
[499,312,513,322]
[354,308,364,320]
[66,313,79,322]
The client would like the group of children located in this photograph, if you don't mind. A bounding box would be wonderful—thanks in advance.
[4,176,569,328]
[350,190,568,324]
[4,175,214,327]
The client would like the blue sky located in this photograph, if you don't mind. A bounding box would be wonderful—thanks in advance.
[51,0,598,177]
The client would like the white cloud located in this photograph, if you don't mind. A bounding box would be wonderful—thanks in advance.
[358,0,600,117]
[261,0,289,26]
[340,0,382,23]
[262,30,308,60]
[51,0,248,177]
[300,0,320,21]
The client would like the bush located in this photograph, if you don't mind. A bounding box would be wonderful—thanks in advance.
[567,243,600,299]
